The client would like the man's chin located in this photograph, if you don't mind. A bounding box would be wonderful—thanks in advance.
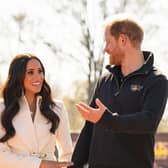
[109,61,116,66]
[110,60,121,66]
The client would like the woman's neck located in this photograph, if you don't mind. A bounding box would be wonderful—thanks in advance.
[25,94,36,113]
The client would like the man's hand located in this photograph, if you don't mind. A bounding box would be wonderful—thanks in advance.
[39,160,73,168]
[76,98,106,123]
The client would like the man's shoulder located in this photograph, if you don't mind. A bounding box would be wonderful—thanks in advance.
[150,67,167,82]
[145,67,167,87]
[99,72,113,82]
[95,72,114,90]
[153,68,167,78]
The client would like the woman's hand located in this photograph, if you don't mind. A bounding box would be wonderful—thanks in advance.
[39,160,73,168]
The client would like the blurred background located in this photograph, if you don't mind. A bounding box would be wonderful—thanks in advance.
[0,0,167,132]
[0,0,168,166]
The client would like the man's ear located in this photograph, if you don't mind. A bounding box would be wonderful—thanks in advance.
[119,34,127,46]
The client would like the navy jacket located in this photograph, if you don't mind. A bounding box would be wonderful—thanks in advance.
[71,51,168,168]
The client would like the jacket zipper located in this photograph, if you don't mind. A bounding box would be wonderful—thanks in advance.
[114,72,146,96]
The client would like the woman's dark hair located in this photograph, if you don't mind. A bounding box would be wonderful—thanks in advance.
[0,53,60,142]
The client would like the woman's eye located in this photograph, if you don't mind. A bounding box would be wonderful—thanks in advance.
[38,69,44,74]
[27,71,33,75]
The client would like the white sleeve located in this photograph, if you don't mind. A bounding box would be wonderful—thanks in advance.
[55,101,73,161]
[0,103,42,168]
[0,142,42,168]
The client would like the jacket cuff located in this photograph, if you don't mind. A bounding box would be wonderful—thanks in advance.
[97,109,118,128]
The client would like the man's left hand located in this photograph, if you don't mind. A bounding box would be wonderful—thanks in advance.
[76,98,106,123]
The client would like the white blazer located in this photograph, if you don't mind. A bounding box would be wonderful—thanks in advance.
[0,96,73,168]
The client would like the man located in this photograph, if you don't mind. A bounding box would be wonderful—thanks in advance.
[71,14,168,168]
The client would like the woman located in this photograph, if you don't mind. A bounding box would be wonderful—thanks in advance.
[0,53,73,168]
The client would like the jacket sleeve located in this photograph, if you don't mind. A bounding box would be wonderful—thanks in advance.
[0,102,41,168]
[55,101,73,161]
[70,121,93,168]
[97,76,168,134]
[0,143,41,168]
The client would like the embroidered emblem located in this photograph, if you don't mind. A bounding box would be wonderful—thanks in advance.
[130,84,143,92]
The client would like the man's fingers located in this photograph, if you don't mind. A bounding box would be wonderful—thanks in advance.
[95,98,105,111]
[76,101,104,123]
[78,102,93,111]
[76,104,89,120]
[76,104,88,113]
[42,160,74,168]
[56,161,73,167]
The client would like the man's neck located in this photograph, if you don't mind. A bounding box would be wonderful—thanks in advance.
[121,50,144,76]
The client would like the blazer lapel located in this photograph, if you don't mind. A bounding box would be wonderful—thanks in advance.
[12,96,39,153]
[33,99,53,151]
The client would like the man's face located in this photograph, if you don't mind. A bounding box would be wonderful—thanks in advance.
[104,27,124,65]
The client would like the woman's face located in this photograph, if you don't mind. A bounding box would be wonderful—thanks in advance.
[23,58,44,97]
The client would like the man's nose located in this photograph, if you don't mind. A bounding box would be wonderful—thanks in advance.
[104,45,108,53]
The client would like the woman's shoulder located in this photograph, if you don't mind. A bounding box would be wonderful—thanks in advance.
[0,98,5,113]
[52,99,67,117]
[0,99,5,129]
[54,99,64,107]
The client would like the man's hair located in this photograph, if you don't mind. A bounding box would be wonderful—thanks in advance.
[105,14,144,47]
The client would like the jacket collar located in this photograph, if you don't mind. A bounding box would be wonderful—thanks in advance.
[20,95,42,108]
[106,51,154,76]
[11,95,51,153]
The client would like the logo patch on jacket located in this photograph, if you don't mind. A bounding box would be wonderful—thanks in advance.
[130,84,143,92]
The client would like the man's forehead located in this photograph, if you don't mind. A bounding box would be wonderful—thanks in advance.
[104,27,112,39]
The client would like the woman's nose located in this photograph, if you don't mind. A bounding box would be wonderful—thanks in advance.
[34,73,42,80]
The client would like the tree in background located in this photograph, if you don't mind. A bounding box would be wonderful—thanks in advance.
[13,13,26,44]
[67,0,107,103]
[0,0,167,131]
[63,80,88,132]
